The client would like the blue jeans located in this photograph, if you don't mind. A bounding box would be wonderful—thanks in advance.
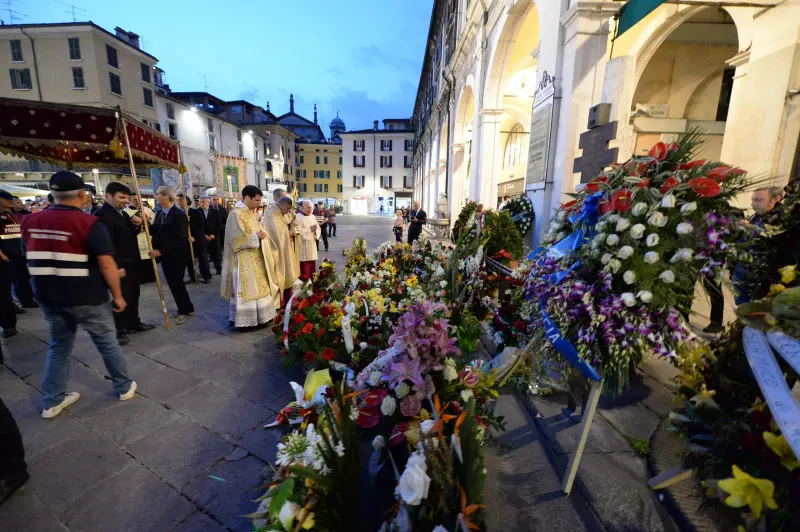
[41,303,132,409]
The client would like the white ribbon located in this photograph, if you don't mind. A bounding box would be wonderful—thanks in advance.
[342,318,354,354]
[742,327,800,459]
[282,281,304,349]
[767,330,800,377]
[355,346,399,383]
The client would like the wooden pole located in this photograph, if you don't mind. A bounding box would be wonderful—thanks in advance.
[118,111,171,331]
[561,379,603,495]
[177,147,198,285]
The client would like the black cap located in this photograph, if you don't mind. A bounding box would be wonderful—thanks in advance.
[49,171,85,192]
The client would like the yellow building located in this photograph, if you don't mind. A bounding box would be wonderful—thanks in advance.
[296,142,343,204]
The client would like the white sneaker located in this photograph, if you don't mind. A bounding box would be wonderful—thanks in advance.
[120,381,137,401]
[41,392,80,419]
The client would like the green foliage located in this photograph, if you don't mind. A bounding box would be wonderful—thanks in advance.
[454,397,486,527]
[452,201,479,242]
[483,210,524,259]
[456,311,482,354]
[628,438,650,458]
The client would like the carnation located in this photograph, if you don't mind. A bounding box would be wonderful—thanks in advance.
[629,223,646,239]
[676,222,693,235]
[648,212,668,227]
[646,233,660,247]
[606,234,620,246]
[661,195,676,209]
[659,270,676,284]
[601,253,612,265]
[644,251,659,264]
[381,395,397,416]
[680,202,697,215]
[616,218,631,232]
[637,290,653,303]
[632,202,648,217]
[606,259,622,274]
[621,292,637,307]
[623,270,636,284]
[617,246,634,260]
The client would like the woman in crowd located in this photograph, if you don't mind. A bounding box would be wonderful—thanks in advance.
[326,206,336,237]
[393,209,404,243]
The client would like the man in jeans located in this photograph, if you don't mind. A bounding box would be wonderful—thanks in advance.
[20,171,136,419]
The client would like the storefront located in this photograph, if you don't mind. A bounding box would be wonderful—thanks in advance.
[497,178,525,207]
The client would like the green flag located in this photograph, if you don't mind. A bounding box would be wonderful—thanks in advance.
[617,0,665,38]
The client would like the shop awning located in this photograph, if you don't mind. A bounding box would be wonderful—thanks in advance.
[0,184,49,198]
[0,97,180,170]
[616,0,666,38]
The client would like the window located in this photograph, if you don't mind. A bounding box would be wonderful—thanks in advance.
[354,140,365,152]
[324,156,328,164]
[68,38,81,60]
[300,183,307,192]
[381,139,393,151]
[143,87,153,107]
[9,68,31,90]
[238,143,244,157]
[109,72,122,95]
[106,45,118,68]
[141,63,151,83]
[337,184,343,193]
[155,123,161,132]
[380,155,392,168]
[404,176,413,189]
[324,184,329,193]
[404,155,413,168]
[325,170,330,178]
[502,123,528,169]
[209,133,216,151]
[339,156,342,164]
[299,155,304,164]
[315,156,320,164]
[716,68,736,122]
[314,184,323,193]
[166,102,175,120]
[10,40,22,62]
[381,176,393,189]
[237,130,242,141]
[71,67,85,89]
[207,118,213,132]
[354,155,365,168]
[405,139,414,151]
[353,175,365,188]
[168,122,178,139]
[337,170,342,179]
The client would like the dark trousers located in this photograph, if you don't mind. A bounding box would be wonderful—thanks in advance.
[703,277,724,327]
[408,227,420,244]
[206,236,222,273]
[0,396,26,480]
[317,223,329,252]
[394,226,403,242]
[162,257,194,315]
[10,254,34,306]
[0,261,16,330]
[139,258,156,284]
[114,270,141,334]
[328,223,336,237]
[188,241,210,281]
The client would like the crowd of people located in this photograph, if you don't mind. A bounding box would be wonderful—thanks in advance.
[392,201,427,244]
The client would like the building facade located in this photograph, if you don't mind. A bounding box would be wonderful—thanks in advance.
[296,142,343,204]
[412,0,800,245]
[341,119,415,215]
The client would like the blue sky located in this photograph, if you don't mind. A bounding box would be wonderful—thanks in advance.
[15,0,432,133]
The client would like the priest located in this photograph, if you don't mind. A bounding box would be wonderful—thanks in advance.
[220,185,280,328]
[296,200,319,280]
[263,194,300,306]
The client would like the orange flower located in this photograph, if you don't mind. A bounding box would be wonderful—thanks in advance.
[300,322,314,335]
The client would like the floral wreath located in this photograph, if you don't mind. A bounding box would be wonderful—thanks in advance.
[499,195,535,236]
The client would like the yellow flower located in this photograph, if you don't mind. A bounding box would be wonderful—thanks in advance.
[763,432,800,471]
[418,408,431,421]
[406,276,418,288]
[389,301,399,313]
[778,264,797,284]
[690,384,718,409]
[718,465,778,519]
[332,314,343,328]
[300,511,315,530]
[404,421,421,446]
[769,284,786,296]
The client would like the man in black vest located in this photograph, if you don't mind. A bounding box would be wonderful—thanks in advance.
[177,194,210,284]
[407,200,427,244]
[200,196,223,275]
[95,182,155,345]
[150,186,194,325]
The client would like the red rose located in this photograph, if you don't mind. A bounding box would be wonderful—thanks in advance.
[281,348,288,357]
[660,176,679,194]
[320,306,332,317]
[688,177,720,198]
[304,350,316,363]
[311,293,323,305]
[321,347,335,361]
[513,320,527,332]
[293,313,306,324]
[648,142,668,161]
[300,323,314,335]
[316,328,327,339]
[678,160,706,170]
[635,178,650,189]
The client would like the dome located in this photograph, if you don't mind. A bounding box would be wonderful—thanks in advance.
[330,113,345,129]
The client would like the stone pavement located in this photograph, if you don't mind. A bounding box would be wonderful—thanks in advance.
[0,215,396,532]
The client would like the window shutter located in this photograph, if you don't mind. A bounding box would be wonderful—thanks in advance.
[353,155,356,167]
[353,176,357,188]
[389,176,393,189]
[389,140,393,150]
[389,156,392,167]
[353,140,356,151]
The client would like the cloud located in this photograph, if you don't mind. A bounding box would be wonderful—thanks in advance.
[328,67,344,75]
[350,46,420,73]
[238,86,262,103]
[320,83,416,131]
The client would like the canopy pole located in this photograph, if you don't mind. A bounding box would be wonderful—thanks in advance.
[118,111,171,331]
[178,146,198,285]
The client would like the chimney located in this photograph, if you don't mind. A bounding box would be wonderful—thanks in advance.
[314,104,317,124]
[266,102,270,112]
[373,120,379,130]
[114,27,140,49]
[290,94,294,113]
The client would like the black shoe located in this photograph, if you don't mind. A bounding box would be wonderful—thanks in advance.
[127,323,156,334]
[703,323,723,334]
[0,470,29,506]
[201,278,211,284]
[117,333,130,345]
[2,328,18,339]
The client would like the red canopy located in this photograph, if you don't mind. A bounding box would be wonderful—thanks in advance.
[0,97,179,169]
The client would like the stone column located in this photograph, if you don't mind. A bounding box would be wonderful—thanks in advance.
[476,108,503,209]
[451,141,466,216]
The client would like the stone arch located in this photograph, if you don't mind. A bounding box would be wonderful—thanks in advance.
[452,83,476,211]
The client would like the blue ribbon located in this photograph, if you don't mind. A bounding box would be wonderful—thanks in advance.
[528,192,603,261]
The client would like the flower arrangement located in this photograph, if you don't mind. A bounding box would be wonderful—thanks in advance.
[451,200,480,243]
[500,194,535,236]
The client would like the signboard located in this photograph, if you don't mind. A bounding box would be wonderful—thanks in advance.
[525,71,556,186]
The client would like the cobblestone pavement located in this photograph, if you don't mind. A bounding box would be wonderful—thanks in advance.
[0,215,396,532]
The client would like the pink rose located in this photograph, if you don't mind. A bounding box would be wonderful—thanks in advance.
[400,394,422,417]
[459,369,480,388]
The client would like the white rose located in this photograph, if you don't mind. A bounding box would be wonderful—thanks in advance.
[372,435,386,450]
[607,214,620,223]
[632,202,648,217]
[601,253,612,265]
[460,389,474,403]
[617,246,634,260]
[616,218,631,232]
[556,231,567,242]
[661,195,676,209]
[595,221,607,233]
[368,371,382,386]
[440,280,447,288]
[381,395,397,416]
[278,501,301,531]
[606,259,622,274]
[606,234,620,246]
[637,290,653,303]
[557,210,566,222]
[406,451,427,472]
[659,270,676,284]
[646,234,660,247]
[648,212,668,227]
[593,232,606,244]
[669,248,694,263]
[359,342,368,350]
[442,364,458,383]
[676,222,693,235]
[420,419,435,435]
[395,382,410,398]
[621,292,637,307]
[623,270,636,284]
[396,466,431,506]
[629,223,646,239]
[680,202,697,215]
[644,251,659,264]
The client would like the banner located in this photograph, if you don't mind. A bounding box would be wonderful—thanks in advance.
[214,154,247,198]
[149,167,164,193]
